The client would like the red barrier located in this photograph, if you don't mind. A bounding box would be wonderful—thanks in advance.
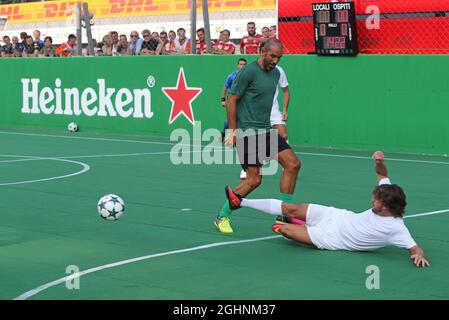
[279,0,449,54]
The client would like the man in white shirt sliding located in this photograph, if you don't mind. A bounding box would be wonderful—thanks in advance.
[225,151,430,267]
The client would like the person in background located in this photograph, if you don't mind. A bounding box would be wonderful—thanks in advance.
[129,31,143,55]
[38,36,55,57]
[55,34,77,57]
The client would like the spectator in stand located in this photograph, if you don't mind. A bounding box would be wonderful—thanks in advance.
[259,26,272,52]
[11,36,23,57]
[129,31,143,55]
[213,29,235,54]
[110,31,119,56]
[19,32,27,47]
[101,34,113,56]
[164,30,177,54]
[270,25,277,38]
[240,21,263,54]
[174,27,190,54]
[55,34,77,57]
[140,29,159,55]
[22,35,38,57]
[168,30,176,42]
[117,34,131,56]
[156,31,169,55]
[196,27,214,54]
[1,36,14,57]
[261,26,270,40]
[92,39,102,56]
[33,30,45,47]
[151,31,160,42]
[38,36,55,57]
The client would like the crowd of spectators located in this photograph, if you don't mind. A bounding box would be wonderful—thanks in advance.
[0,22,277,57]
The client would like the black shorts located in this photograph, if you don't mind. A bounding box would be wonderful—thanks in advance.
[236,131,291,170]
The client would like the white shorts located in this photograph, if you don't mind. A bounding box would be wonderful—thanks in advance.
[270,103,285,126]
[306,204,350,250]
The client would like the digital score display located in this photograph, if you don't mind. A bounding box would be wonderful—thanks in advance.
[313,2,358,55]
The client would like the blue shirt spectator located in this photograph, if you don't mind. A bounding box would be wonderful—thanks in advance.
[129,31,143,55]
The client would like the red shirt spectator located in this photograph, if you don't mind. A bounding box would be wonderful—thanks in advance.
[240,21,263,54]
[55,34,77,57]
[240,34,262,54]
[196,28,214,54]
[213,29,235,54]
[214,41,235,54]
[197,40,215,54]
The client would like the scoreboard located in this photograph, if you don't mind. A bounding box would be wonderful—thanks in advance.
[312,1,358,55]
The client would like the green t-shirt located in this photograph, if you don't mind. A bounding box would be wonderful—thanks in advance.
[229,60,280,132]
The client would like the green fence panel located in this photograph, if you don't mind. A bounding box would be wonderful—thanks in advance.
[0,55,447,154]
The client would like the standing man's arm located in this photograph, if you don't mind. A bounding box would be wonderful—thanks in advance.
[226,94,239,130]
[282,86,290,121]
[221,87,228,107]
[224,94,239,147]
[372,151,389,182]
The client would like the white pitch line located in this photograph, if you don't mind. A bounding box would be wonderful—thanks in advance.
[14,235,281,300]
[0,131,200,148]
[0,149,230,163]
[2,131,449,165]
[0,158,90,186]
[296,152,449,166]
[404,209,449,219]
[14,207,449,300]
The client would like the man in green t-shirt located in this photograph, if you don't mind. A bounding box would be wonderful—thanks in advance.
[215,39,302,233]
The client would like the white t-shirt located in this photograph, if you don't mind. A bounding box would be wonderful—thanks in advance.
[272,66,288,111]
[318,178,417,251]
[333,208,416,251]
[310,179,416,251]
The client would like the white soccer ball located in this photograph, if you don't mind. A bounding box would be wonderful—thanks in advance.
[68,122,78,132]
[97,194,125,221]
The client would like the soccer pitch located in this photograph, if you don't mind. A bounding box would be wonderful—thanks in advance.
[1,129,449,300]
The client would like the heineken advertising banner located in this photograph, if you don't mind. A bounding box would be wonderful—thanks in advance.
[0,55,248,135]
[1,55,448,154]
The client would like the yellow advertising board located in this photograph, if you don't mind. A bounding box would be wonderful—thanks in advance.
[0,0,275,24]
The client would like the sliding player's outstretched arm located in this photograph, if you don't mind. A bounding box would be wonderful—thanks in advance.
[409,245,430,267]
[372,151,389,182]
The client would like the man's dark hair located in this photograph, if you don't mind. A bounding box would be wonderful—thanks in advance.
[177,28,186,33]
[261,38,283,51]
[20,32,27,39]
[373,184,407,217]
[68,34,76,40]
[247,22,255,26]
[160,31,167,36]
[44,36,53,43]
[197,28,205,33]
[3,35,9,41]
[238,58,247,64]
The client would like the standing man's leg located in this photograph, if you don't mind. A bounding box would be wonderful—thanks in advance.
[215,166,262,233]
[277,144,301,203]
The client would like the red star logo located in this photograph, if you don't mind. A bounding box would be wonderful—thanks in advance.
[162,67,202,124]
